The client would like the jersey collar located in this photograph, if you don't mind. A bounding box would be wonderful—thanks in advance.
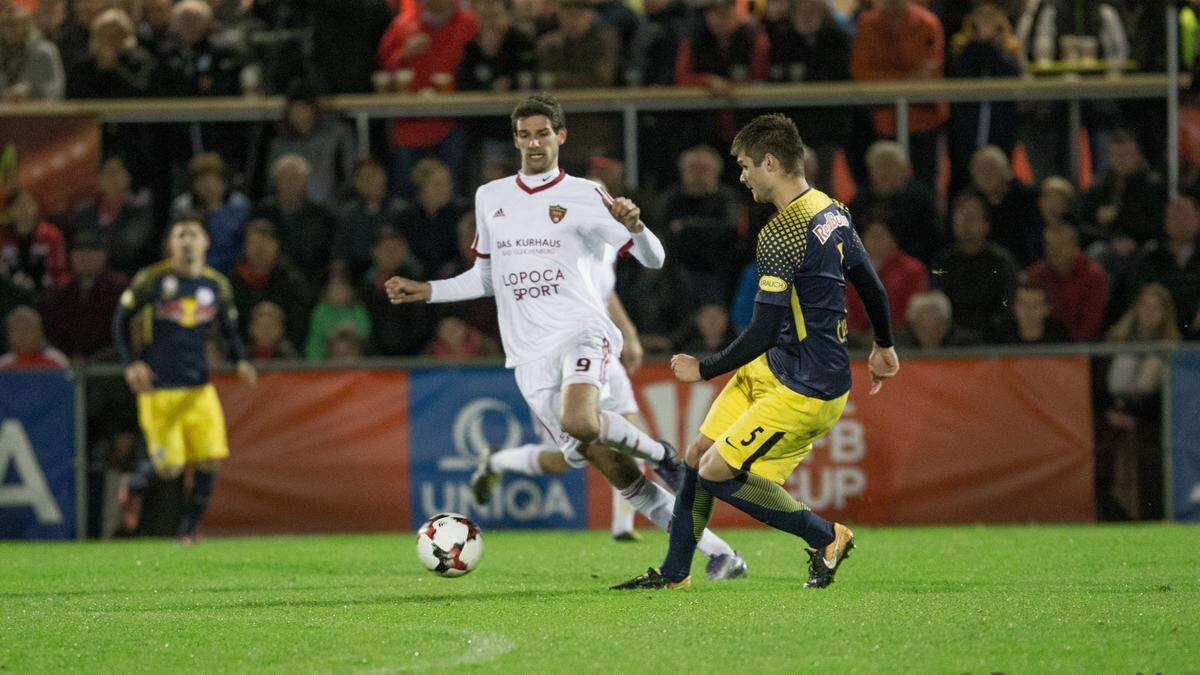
[516,168,566,194]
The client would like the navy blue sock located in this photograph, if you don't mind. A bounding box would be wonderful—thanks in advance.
[178,470,216,536]
[128,460,157,499]
[700,472,834,549]
[660,467,714,582]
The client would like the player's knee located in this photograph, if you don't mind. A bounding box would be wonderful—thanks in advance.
[698,448,735,482]
[561,412,600,444]
[156,464,184,480]
[684,435,713,468]
[584,443,640,488]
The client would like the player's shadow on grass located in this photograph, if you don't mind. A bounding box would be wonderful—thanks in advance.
[97,588,591,612]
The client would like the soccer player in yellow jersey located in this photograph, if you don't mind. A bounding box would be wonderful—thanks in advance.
[113,217,257,543]
[614,114,900,590]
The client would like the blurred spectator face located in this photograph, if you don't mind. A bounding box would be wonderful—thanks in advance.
[763,0,788,22]
[7,189,39,235]
[324,275,355,307]
[435,316,470,350]
[417,163,453,209]
[192,170,225,207]
[696,304,730,349]
[274,161,311,204]
[1013,287,1050,334]
[328,327,365,360]
[285,100,317,137]
[1043,225,1080,274]
[1108,136,1144,178]
[557,4,594,40]
[1135,286,1169,335]
[879,0,908,15]
[475,0,511,26]
[250,304,285,351]
[70,247,108,280]
[144,0,172,31]
[704,3,738,41]
[91,9,136,54]
[1038,177,1074,225]
[1164,198,1200,244]
[6,307,45,355]
[586,158,624,197]
[0,5,31,49]
[74,0,112,27]
[373,231,411,274]
[969,148,1009,197]
[170,1,212,46]
[680,149,721,196]
[792,0,825,36]
[35,0,66,37]
[866,145,909,195]
[909,302,949,349]
[243,227,279,269]
[861,220,897,263]
[952,197,988,248]
[354,162,388,203]
[99,157,132,198]
[116,0,145,24]
[423,0,456,18]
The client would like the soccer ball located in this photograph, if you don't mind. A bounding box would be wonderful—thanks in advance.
[416,513,484,577]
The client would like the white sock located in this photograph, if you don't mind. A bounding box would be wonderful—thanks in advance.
[599,411,665,462]
[611,485,636,535]
[489,444,546,476]
[620,475,734,559]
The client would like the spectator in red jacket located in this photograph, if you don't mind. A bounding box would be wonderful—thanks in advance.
[38,230,129,361]
[845,218,928,346]
[850,0,947,191]
[377,0,479,197]
[1026,223,1109,342]
[0,305,67,369]
[1,187,70,294]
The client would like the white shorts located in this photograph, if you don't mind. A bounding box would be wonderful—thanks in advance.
[514,331,623,469]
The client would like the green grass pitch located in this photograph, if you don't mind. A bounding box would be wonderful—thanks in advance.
[2,524,1197,672]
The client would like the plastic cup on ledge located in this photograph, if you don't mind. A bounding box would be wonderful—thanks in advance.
[239,64,263,96]
[537,71,556,90]
[789,62,806,82]
[372,70,392,93]
[394,69,415,92]
[430,72,454,93]
[730,65,748,83]
[516,70,534,91]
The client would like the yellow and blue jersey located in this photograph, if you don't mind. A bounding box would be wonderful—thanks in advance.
[754,188,866,400]
[113,260,246,389]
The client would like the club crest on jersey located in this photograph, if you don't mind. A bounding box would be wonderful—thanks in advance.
[549,204,567,223]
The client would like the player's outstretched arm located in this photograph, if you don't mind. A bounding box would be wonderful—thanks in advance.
[389,258,493,304]
[685,301,786,382]
[844,261,899,394]
[385,276,433,303]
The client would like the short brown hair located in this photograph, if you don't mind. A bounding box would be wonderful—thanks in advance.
[731,113,804,176]
[187,152,225,181]
[511,92,566,135]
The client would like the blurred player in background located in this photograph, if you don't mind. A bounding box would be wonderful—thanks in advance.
[614,114,899,590]
[388,93,746,579]
[113,217,257,544]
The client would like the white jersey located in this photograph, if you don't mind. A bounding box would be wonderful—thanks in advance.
[590,244,619,304]
[472,170,638,368]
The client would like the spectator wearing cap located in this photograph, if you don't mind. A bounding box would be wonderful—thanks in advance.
[848,141,942,263]
[362,225,436,355]
[0,305,68,369]
[73,156,156,278]
[845,218,928,347]
[0,2,65,101]
[39,230,128,361]
[253,153,338,288]
[231,219,313,350]
[536,0,621,88]
[377,0,479,197]
[66,7,156,99]
[969,145,1043,267]
[266,82,357,207]
[402,158,470,276]
[247,301,299,360]
[987,283,1070,345]
[1026,223,1109,342]
[171,152,251,275]
[850,0,948,191]
[335,158,408,282]
[1,187,70,293]
[931,193,1019,334]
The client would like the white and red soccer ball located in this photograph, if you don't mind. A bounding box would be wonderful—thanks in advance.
[416,513,484,577]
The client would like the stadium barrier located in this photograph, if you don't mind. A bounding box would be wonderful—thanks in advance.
[4,345,1196,539]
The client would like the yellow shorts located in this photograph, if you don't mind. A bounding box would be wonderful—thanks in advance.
[137,383,229,471]
[700,355,848,484]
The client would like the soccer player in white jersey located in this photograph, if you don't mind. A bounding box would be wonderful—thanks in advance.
[387,93,746,580]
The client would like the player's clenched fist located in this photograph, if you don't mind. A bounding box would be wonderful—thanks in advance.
[601,193,645,233]
[670,353,701,383]
[386,276,432,303]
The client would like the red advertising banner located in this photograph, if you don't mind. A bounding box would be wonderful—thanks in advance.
[0,117,100,217]
[589,357,1095,527]
[204,370,411,535]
